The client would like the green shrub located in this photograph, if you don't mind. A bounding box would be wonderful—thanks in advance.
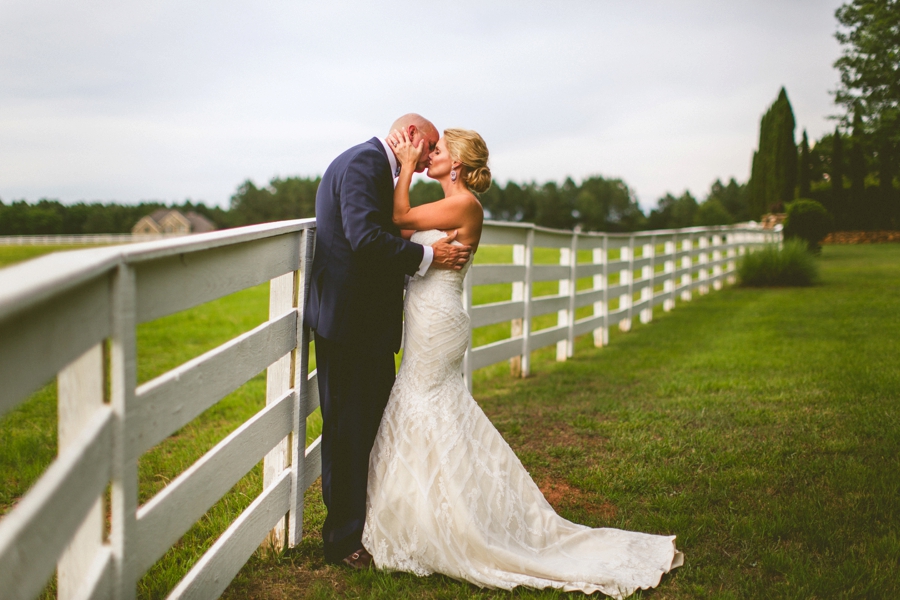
[783,199,833,253]
[738,239,819,287]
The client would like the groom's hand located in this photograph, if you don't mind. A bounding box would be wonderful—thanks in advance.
[431,230,471,271]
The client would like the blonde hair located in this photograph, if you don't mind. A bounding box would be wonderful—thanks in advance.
[444,128,492,193]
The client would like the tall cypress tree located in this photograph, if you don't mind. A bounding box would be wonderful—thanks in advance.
[798,130,811,198]
[773,88,798,209]
[832,128,846,217]
[748,87,798,216]
[849,112,866,200]
[878,141,896,198]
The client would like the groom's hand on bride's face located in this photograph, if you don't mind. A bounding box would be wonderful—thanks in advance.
[431,231,471,271]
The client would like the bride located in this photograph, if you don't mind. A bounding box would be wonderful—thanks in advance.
[361,128,683,599]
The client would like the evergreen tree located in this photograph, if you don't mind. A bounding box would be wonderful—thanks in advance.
[707,178,750,222]
[534,182,573,230]
[694,198,733,226]
[748,88,798,217]
[878,139,896,200]
[848,113,867,199]
[229,176,320,225]
[798,130,812,198]
[748,151,762,217]
[574,176,645,232]
[506,182,535,223]
[773,89,798,210]
[647,192,698,229]
[808,133,835,187]
[409,180,443,207]
[832,128,846,210]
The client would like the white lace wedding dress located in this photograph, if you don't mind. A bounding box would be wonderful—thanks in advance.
[362,230,683,599]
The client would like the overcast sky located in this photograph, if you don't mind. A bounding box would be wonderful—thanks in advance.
[1,0,845,212]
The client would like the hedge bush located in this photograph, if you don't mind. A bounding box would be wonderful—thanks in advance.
[738,239,819,287]
[783,199,834,253]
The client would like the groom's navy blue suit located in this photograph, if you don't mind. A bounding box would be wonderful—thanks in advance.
[305,137,424,563]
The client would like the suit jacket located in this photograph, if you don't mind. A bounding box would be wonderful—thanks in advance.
[304,137,424,352]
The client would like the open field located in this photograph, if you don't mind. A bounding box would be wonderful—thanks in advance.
[2,244,898,598]
[0,244,107,268]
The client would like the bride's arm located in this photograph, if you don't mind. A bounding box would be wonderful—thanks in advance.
[390,130,477,231]
[394,194,478,231]
[392,135,418,227]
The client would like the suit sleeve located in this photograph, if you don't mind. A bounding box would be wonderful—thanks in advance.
[339,149,424,275]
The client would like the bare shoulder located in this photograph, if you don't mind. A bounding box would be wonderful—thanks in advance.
[443,192,483,214]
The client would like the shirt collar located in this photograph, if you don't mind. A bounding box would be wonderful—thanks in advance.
[379,137,400,178]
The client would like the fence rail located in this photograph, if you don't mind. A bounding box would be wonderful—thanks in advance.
[0,220,319,600]
[462,222,779,389]
[0,219,777,599]
[0,234,189,246]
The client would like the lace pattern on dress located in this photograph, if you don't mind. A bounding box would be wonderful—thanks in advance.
[362,230,682,598]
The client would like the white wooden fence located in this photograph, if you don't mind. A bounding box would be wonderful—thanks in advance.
[0,220,319,600]
[462,221,779,390]
[0,219,777,600]
[0,234,187,246]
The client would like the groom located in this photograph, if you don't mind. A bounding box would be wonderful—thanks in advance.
[304,114,471,567]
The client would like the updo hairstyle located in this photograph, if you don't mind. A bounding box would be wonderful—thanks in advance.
[443,128,492,193]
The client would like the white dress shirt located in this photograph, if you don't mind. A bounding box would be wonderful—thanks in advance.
[379,137,433,276]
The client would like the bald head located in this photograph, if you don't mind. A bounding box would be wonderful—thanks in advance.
[388,113,440,173]
[390,113,437,139]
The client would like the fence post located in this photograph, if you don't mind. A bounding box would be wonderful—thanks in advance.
[510,242,526,377]
[557,244,572,362]
[712,233,723,290]
[680,236,693,302]
[109,263,138,600]
[592,239,608,347]
[698,235,710,295]
[521,229,534,376]
[619,240,633,332]
[725,232,740,285]
[263,269,295,553]
[57,344,107,600]
[663,236,675,312]
[566,233,577,358]
[290,228,315,546]
[640,239,653,324]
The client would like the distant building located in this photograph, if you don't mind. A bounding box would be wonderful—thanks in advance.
[132,209,217,235]
[760,213,787,230]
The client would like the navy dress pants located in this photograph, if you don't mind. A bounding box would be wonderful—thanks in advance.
[314,332,396,563]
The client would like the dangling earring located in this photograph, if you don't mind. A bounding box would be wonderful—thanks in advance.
[450,169,457,182]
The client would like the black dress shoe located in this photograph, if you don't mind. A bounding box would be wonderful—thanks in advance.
[342,548,373,569]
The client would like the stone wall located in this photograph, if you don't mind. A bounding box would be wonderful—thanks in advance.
[822,231,900,244]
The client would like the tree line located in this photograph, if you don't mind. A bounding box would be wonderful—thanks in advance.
[0,198,229,236]
[0,173,752,236]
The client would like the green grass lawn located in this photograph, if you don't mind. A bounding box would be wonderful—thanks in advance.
[226,244,900,600]
[2,243,898,599]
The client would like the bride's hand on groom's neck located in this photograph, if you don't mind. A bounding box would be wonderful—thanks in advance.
[388,129,425,170]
